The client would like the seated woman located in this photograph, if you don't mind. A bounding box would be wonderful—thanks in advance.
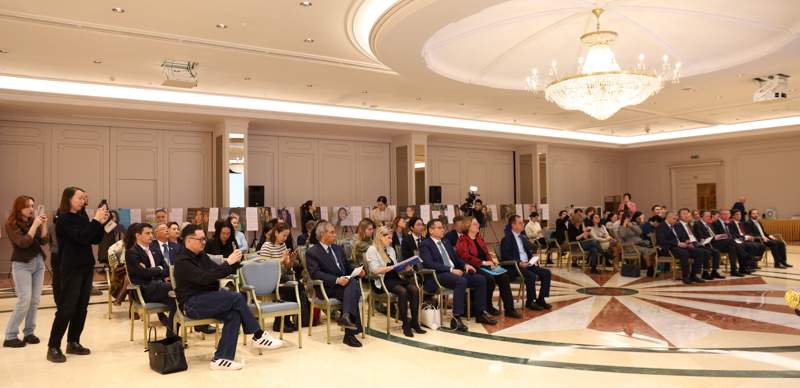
[605,212,621,236]
[296,220,316,247]
[525,211,545,247]
[365,226,426,337]
[617,212,656,277]
[455,217,521,318]
[567,213,602,274]
[206,220,238,257]
[258,221,310,332]
[588,214,618,266]
[107,236,128,306]
[351,218,376,265]
[391,216,407,250]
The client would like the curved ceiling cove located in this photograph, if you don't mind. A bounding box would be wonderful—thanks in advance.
[420,0,800,91]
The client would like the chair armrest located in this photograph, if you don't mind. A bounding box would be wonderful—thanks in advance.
[126,284,146,305]
[418,269,442,289]
[280,280,299,287]
[498,260,518,267]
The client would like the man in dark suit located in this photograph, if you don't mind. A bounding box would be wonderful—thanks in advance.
[401,217,425,260]
[746,209,790,268]
[151,223,181,266]
[675,208,721,280]
[501,215,552,311]
[419,219,495,332]
[305,221,366,347]
[730,209,765,269]
[125,223,177,337]
[444,216,464,247]
[656,211,704,284]
[692,210,728,279]
[710,210,752,276]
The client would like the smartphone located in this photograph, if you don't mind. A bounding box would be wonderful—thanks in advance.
[35,205,46,218]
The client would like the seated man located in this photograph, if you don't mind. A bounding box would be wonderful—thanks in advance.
[501,215,552,311]
[124,223,177,337]
[691,210,729,279]
[173,225,282,371]
[305,221,366,347]
[675,208,721,280]
[710,209,753,275]
[746,209,791,269]
[730,209,765,269]
[419,219,495,332]
[656,211,705,284]
[150,223,180,266]
[444,216,464,247]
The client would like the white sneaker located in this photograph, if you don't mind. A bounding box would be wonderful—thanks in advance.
[250,332,283,350]
[209,358,243,370]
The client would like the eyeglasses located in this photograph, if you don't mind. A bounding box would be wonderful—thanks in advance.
[188,237,207,243]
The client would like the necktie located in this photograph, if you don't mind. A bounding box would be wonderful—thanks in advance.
[162,243,170,265]
[326,246,342,273]
[436,241,454,269]
[684,224,697,242]
[722,221,729,235]
[416,237,422,247]
[755,221,766,238]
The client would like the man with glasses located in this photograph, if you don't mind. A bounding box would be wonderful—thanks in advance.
[173,224,282,371]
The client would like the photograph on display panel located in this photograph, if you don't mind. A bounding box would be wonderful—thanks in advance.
[187,208,209,232]
[331,206,352,227]
[276,207,295,228]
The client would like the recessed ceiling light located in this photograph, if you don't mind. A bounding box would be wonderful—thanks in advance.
[306,84,313,88]
[716,95,723,100]
[244,76,251,81]
[497,107,503,111]
[216,23,228,29]
[304,38,314,43]
[361,90,368,94]
[415,97,422,101]
[299,1,312,6]
[111,7,125,13]
[0,49,8,54]
[93,59,103,64]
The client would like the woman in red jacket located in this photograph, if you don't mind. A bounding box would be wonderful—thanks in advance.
[455,217,521,318]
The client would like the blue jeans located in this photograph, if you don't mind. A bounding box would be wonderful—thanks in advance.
[183,290,260,361]
[5,255,45,340]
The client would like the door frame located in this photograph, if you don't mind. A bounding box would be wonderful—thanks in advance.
[669,160,724,210]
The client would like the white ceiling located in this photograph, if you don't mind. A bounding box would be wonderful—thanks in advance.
[0,0,798,143]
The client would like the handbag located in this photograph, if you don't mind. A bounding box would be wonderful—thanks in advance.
[621,262,640,278]
[147,327,188,374]
[419,303,441,330]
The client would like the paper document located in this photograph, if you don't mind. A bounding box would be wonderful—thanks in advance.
[346,266,363,279]
[393,256,421,272]
[245,207,259,231]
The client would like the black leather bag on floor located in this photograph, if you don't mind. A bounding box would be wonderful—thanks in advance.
[147,327,187,374]
[621,263,641,278]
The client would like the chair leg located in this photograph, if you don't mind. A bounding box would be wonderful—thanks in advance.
[142,313,149,350]
[214,324,220,346]
[297,308,303,349]
[366,298,372,330]
[308,306,314,337]
[280,315,285,340]
[386,298,391,335]
[466,290,471,320]
[326,306,331,344]
[129,307,135,342]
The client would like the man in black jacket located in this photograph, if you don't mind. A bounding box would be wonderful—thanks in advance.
[656,211,704,284]
[173,224,282,371]
[401,217,425,260]
[710,210,752,276]
[125,223,176,337]
[730,209,765,269]
[675,209,720,280]
[305,221,366,347]
[500,215,551,310]
[692,211,727,279]
[746,209,791,269]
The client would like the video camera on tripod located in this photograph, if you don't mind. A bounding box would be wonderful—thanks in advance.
[459,186,480,216]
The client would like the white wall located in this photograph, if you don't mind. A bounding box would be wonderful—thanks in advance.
[547,145,627,213]
[427,144,515,205]
[247,134,391,208]
[0,120,212,274]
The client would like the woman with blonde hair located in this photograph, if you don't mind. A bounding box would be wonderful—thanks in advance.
[365,226,425,337]
[352,218,376,265]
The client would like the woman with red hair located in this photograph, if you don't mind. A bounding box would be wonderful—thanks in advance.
[3,195,49,349]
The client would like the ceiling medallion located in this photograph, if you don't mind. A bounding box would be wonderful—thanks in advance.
[526,8,681,120]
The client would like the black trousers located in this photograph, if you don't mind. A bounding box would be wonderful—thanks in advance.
[328,280,362,336]
[141,281,177,335]
[48,266,94,348]
[763,239,787,265]
[505,264,551,305]
[376,271,420,325]
[475,270,515,312]
[50,252,61,306]
[711,239,749,272]
[698,245,721,271]
[668,246,704,278]
[578,240,601,270]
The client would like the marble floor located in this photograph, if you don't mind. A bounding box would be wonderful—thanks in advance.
[2,248,800,387]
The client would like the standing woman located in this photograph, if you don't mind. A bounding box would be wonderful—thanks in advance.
[4,196,49,348]
[47,187,108,363]
[300,200,318,228]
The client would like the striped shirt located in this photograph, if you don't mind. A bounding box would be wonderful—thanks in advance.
[258,241,287,260]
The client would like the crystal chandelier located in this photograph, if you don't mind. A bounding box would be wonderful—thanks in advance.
[526,8,682,120]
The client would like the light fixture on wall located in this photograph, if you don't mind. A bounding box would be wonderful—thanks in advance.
[525,7,681,120]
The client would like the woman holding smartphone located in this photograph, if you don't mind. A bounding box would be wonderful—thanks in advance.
[258,221,309,331]
[3,196,49,348]
[47,186,108,363]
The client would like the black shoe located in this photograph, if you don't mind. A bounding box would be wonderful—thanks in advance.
[590,268,601,274]
[682,277,692,285]
[504,310,522,319]
[65,342,91,355]
[411,323,427,334]
[701,272,713,280]
[546,259,554,265]
[525,302,544,311]
[775,264,788,269]
[486,306,501,316]
[646,267,655,277]
[195,325,216,334]
[3,338,25,348]
[784,263,793,268]
[337,313,358,330]
[47,347,66,363]
[536,300,553,310]
[571,262,580,268]
[476,313,497,325]
[741,269,753,275]
[690,276,705,284]
[450,317,468,332]
[711,271,725,279]
[23,334,40,344]
[342,334,362,348]
[730,271,744,277]
[402,323,414,338]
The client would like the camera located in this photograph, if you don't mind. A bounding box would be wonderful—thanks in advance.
[459,188,480,215]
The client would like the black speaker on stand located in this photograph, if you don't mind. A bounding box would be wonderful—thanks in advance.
[429,185,442,204]
[248,185,265,207]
